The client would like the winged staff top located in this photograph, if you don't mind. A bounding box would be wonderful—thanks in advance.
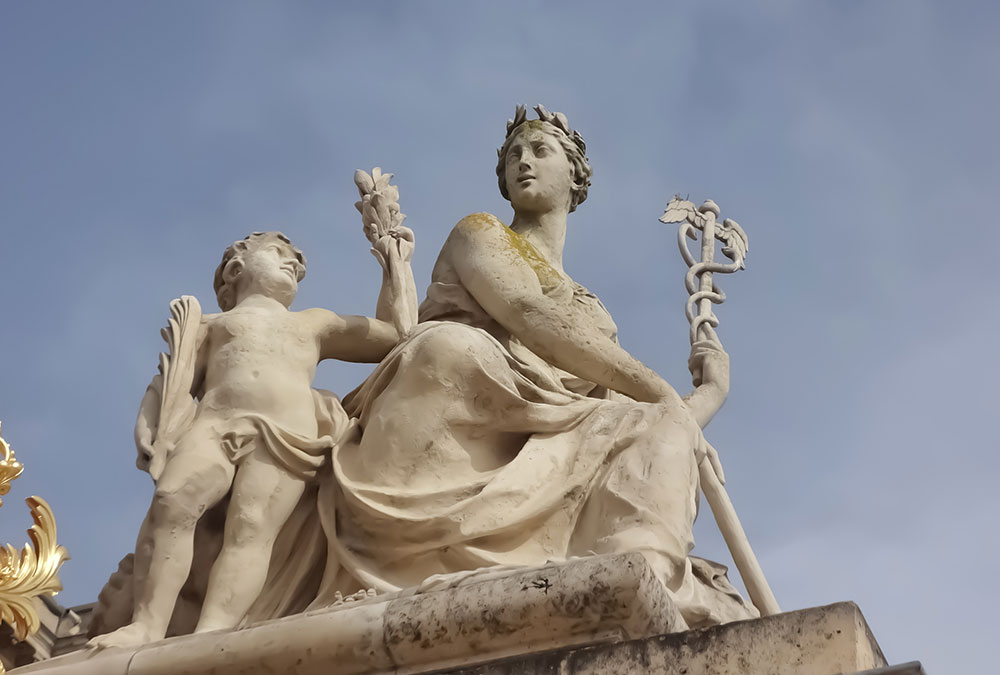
[660,196,749,344]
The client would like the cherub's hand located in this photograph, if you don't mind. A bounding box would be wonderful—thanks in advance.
[371,227,414,269]
[134,428,155,473]
[688,336,730,394]
[148,452,166,483]
[392,225,415,263]
[138,439,174,482]
[136,443,153,474]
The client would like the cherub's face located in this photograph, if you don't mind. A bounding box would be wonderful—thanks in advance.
[237,241,303,306]
[504,125,574,214]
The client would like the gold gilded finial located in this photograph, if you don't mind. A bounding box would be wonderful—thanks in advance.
[0,422,70,673]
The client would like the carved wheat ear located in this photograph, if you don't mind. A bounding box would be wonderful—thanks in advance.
[354,167,406,245]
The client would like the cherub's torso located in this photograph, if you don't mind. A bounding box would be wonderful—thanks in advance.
[197,305,321,436]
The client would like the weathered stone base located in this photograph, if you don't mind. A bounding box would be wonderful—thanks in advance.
[11,553,919,675]
[434,601,893,675]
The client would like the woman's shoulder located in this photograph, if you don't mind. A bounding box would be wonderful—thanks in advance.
[441,213,511,258]
[452,212,507,238]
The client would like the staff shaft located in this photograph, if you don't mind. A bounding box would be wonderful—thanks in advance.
[696,211,716,342]
[699,453,781,616]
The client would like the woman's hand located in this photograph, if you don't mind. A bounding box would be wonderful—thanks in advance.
[683,336,731,429]
[695,437,726,485]
[688,337,730,396]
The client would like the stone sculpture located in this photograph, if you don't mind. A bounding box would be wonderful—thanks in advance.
[90,106,761,649]
[90,171,417,649]
[318,105,757,628]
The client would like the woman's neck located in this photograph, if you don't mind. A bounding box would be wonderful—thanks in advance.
[510,208,569,273]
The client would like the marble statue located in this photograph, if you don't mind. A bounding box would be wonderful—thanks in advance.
[90,107,759,650]
[90,171,417,649]
[315,105,758,627]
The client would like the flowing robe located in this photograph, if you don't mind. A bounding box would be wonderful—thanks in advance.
[315,213,758,628]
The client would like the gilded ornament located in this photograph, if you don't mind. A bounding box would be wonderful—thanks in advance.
[0,422,69,674]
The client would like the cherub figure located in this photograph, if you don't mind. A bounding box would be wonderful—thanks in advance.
[92,214,415,648]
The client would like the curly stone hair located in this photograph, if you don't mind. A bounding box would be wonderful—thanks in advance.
[496,104,593,213]
[213,232,306,311]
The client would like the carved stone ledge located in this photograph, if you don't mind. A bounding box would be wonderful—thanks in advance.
[436,601,892,675]
[11,552,682,675]
[11,554,907,675]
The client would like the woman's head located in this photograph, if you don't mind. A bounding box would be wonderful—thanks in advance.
[496,105,592,213]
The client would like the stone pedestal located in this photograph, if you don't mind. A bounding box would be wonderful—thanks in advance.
[437,600,891,674]
[11,553,917,675]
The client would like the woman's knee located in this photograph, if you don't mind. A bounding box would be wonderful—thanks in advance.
[405,323,501,379]
[649,403,701,455]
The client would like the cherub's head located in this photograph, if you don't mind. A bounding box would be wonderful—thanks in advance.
[213,232,306,310]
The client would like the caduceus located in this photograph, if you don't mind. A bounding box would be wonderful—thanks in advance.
[660,196,780,617]
[662,197,747,345]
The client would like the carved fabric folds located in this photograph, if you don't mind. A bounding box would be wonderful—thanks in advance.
[311,228,758,629]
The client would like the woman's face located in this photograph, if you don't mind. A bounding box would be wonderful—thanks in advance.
[504,125,574,214]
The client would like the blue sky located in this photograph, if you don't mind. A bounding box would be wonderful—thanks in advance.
[1,2,997,671]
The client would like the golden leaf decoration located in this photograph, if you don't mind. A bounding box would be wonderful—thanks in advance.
[0,422,25,508]
[0,422,70,675]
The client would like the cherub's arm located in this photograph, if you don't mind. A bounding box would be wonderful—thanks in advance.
[134,374,162,474]
[189,316,212,400]
[371,229,418,335]
[310,309,401,363]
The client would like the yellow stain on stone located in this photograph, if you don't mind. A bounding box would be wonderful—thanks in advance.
[457,213,561,287]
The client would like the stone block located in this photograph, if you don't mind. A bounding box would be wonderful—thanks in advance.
[11,552,681,675]
[438,601,890,675]
[11,555,907,675]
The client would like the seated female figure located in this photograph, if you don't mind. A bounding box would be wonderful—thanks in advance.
[323,106,757,628]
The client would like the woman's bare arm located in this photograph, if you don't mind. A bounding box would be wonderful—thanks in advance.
[447,217,681,405]
[683,338,730,428]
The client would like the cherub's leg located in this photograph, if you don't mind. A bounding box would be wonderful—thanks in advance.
[195,449,306,633]
[91,426,234,649]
